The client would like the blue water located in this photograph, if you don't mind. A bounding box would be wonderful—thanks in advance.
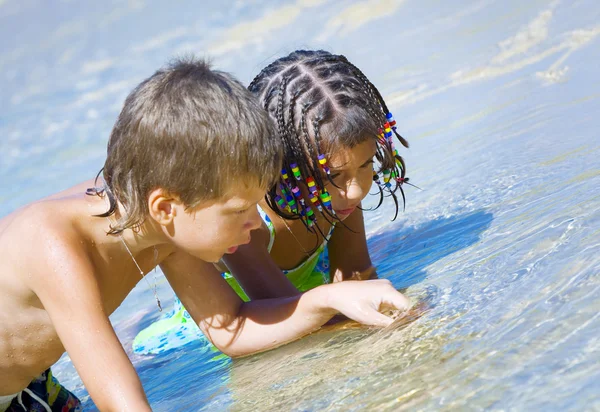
[1,0,599,410]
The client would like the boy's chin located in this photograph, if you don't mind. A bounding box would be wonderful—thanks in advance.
[205,252,225,263]
[186,249,225,263]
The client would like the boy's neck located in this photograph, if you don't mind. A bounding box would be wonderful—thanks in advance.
[106,215,170,256]
[92,190,171,257]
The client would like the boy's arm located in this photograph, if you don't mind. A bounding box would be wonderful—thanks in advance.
[31,232,150,411]
[328,205,378,282]
[221,223,300,299]
[161,250,409,358]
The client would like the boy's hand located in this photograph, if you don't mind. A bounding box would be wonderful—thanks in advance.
[322,279,410,327]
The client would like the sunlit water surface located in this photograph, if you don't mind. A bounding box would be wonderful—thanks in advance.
[1,0,599,410]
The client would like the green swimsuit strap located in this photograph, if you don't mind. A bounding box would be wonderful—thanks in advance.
[257,205,276,252]
[223,205,334,300]
[257,205,335,290]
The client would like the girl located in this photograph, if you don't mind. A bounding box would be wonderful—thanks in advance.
[133,50,410,355]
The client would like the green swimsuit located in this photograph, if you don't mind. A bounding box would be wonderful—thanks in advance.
[223,206,333,300]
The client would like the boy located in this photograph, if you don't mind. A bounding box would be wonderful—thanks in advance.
[0,58,409,410]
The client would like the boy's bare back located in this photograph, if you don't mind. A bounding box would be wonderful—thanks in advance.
[0,180,165,395]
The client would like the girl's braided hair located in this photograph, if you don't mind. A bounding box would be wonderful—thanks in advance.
[249,50,409,223]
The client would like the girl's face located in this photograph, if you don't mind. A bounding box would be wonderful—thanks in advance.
[323,139,377,220]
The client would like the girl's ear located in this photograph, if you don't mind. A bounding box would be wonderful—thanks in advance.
[148,188,179,226]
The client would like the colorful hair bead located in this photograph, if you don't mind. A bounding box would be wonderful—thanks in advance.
[383,169,392,188]
[318,154,330,175]
[275,195,291,212]
[383,122,393,139]
[280,184,289,197]
[386,112,397,128]
[306,176,319,196]
[373,170,382,185]
[305,208,316,226]
[275,195,285,207]
[291,186,305,206]
[281,168,290,182]
[300,210,314,227]
[377,129,386,145]
[308,191,322,211]
[285,194,298,213]
[291,163,302,180]
[392,149,403,168]
[320,191,332,210]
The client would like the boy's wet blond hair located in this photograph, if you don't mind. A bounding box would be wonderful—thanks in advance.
[98,57,281,234]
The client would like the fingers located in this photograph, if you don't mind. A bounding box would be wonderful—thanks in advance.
[327,279,411,328]
[369,279,411,311]
[385,290,411,312]
[363,309,394,327]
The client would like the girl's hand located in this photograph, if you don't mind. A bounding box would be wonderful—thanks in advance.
[323,279,410,327]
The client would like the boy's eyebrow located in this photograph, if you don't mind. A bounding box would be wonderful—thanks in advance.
[227,200,252,209]
[226,196,260,210]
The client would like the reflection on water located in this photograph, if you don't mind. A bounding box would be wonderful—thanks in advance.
[371,210,494,289]
[2,0,600,410]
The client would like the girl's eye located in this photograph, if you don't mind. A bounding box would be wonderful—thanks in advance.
[235,208,248,215]
[330,173,341,180]
[360,160,375,168]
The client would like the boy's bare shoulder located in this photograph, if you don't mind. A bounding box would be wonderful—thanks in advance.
[2,198,78,241]
[0,192,96,288]
[0,179,96,238]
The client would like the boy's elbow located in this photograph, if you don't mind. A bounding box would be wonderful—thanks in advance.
[210,339,253,358]
[199,307,253,358]
[220,347,247,358]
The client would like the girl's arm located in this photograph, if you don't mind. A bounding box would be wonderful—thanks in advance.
[220,221,300,299]
[327,205,378,282]
[161,250,409,358]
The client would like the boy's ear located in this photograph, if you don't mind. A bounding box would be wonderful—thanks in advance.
[148,188,180,226]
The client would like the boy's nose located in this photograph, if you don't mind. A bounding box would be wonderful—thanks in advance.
[248,207,263,231]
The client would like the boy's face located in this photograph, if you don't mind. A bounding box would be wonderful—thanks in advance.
[171,184,265,263]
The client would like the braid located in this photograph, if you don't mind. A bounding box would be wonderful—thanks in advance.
[275,75,289,137]
[342,58,410,149]
[296,101,316,179]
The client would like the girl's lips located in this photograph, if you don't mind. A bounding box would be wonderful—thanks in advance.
[335,206,356,216]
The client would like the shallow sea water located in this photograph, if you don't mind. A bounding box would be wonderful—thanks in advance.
[1,0,599,410]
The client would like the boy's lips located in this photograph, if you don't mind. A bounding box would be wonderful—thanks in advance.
[226,237,251,254]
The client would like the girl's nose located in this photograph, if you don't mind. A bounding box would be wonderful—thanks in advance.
[345,178,365,203]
